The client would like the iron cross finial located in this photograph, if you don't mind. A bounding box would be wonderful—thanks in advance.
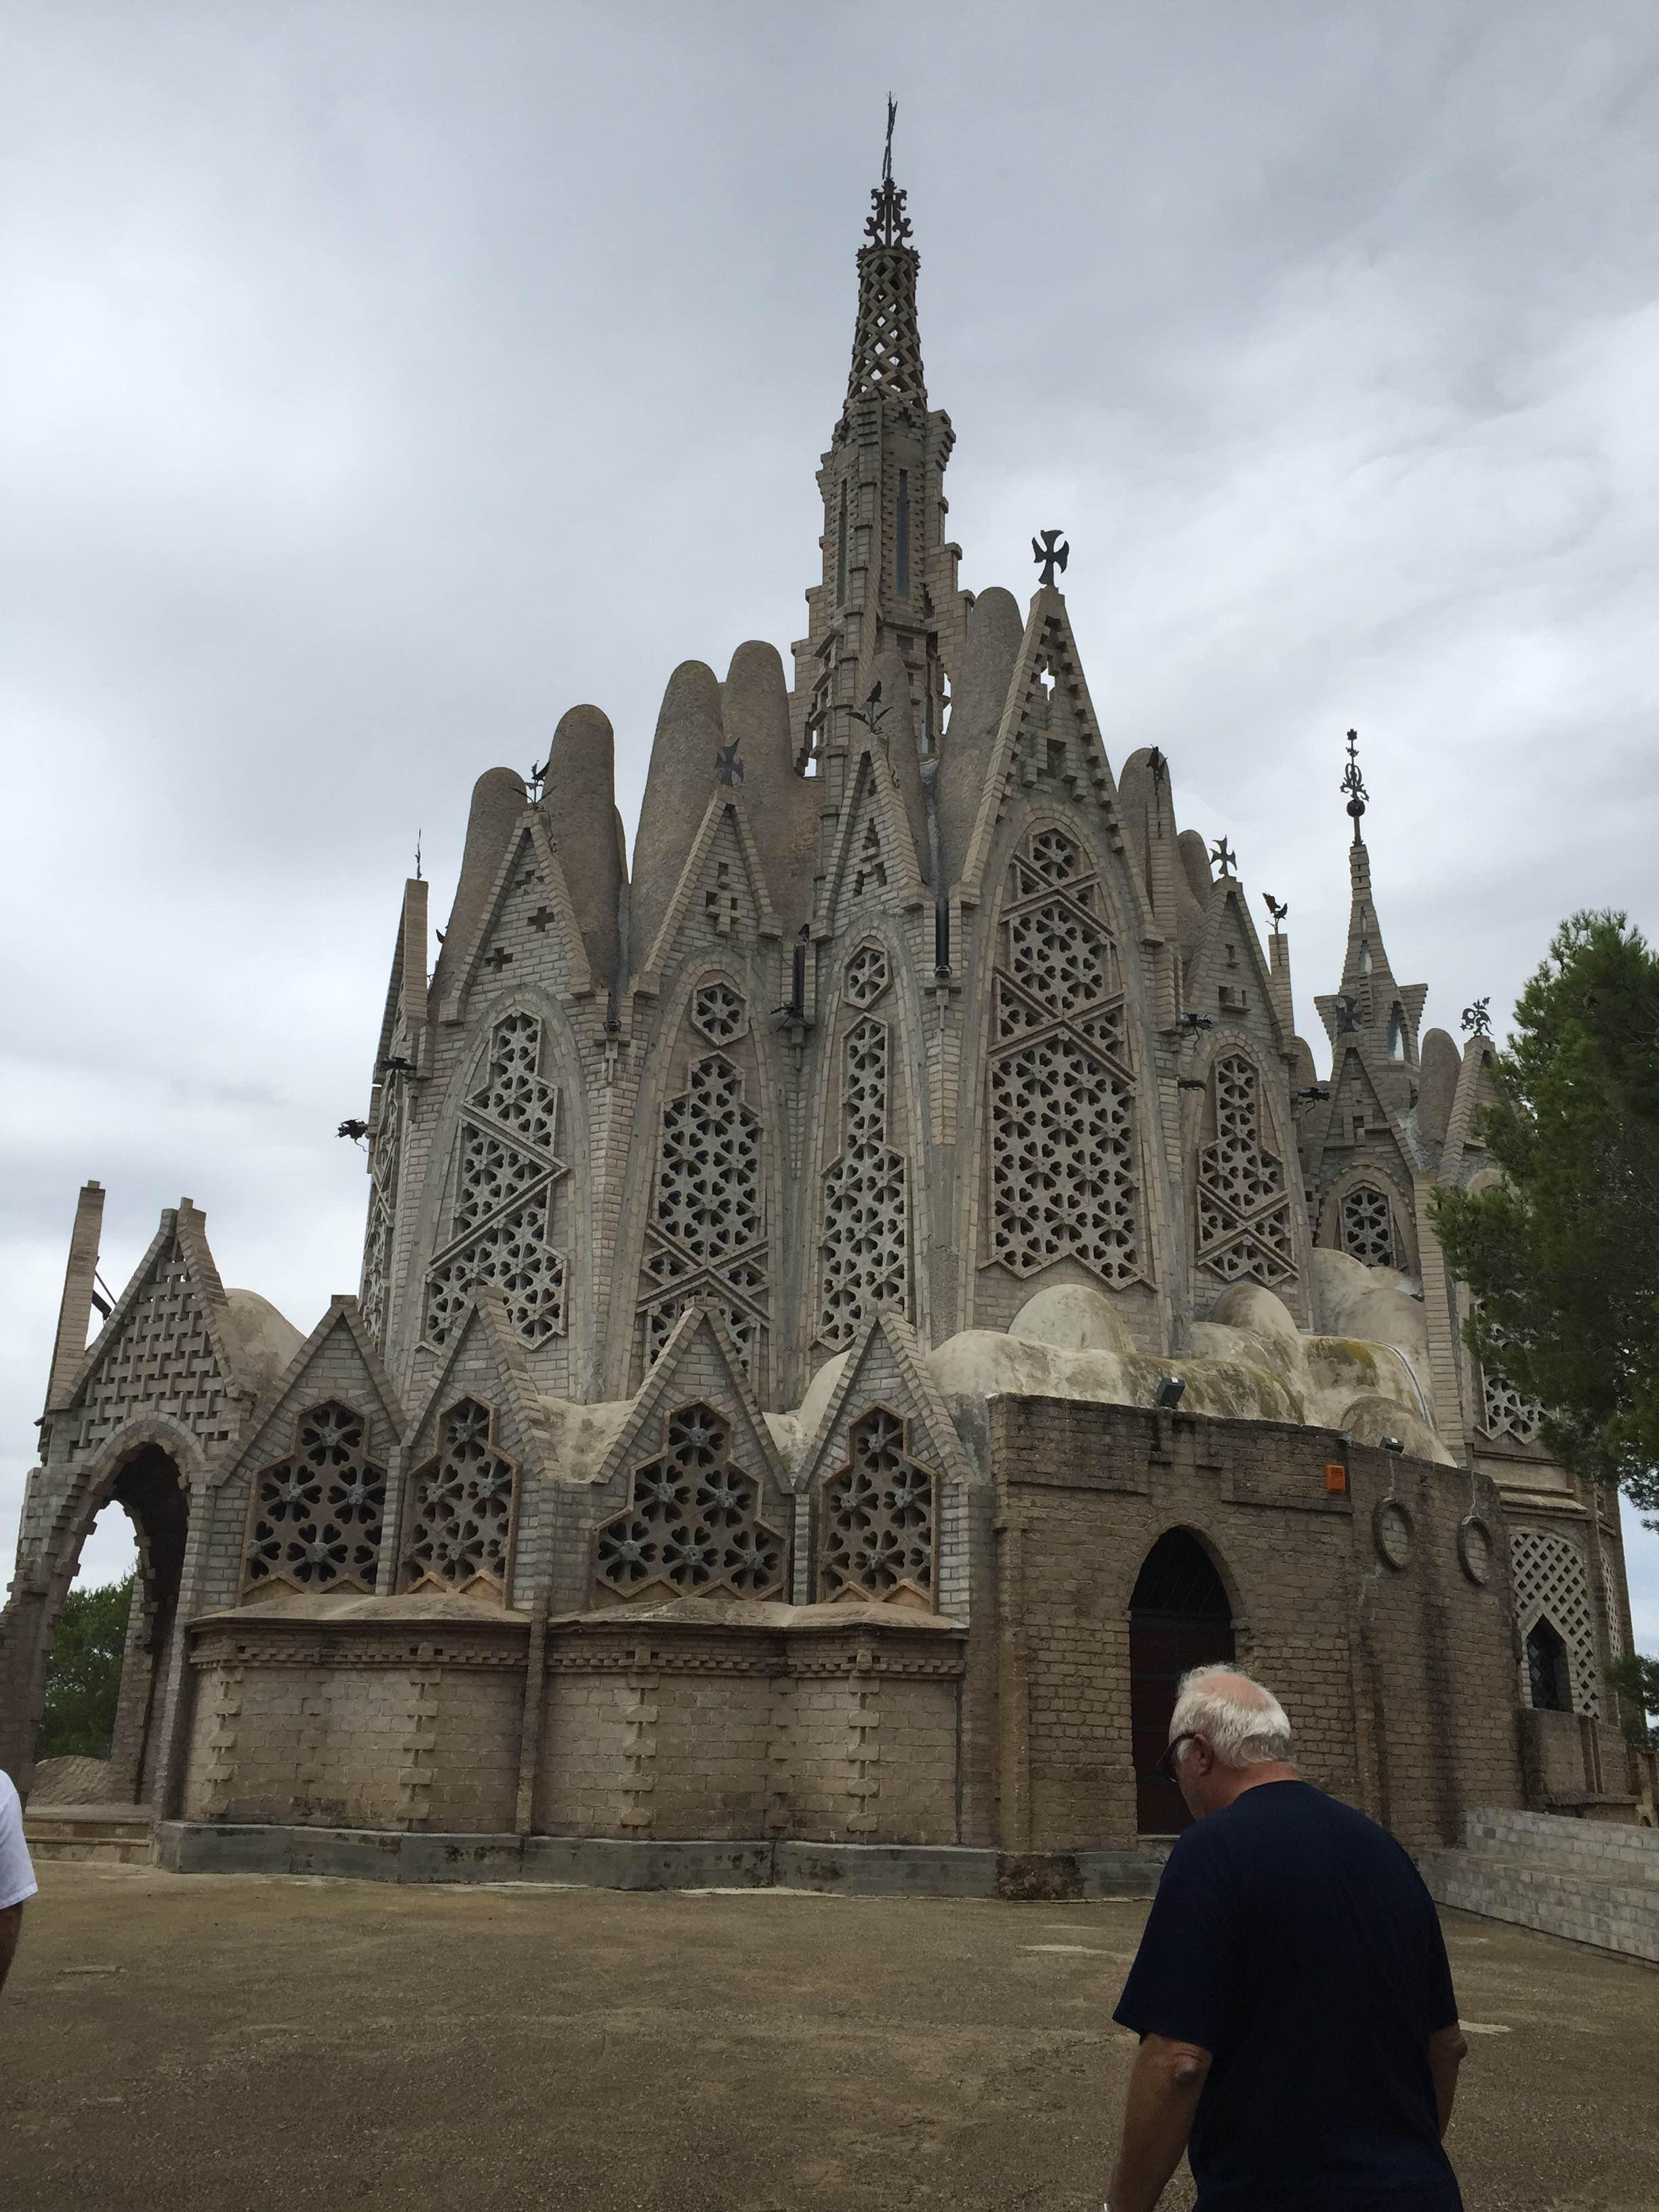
[715,740,745,785]
[865,97,911,243]
[1210,837,1237,879]
[1263,892,1288,926]
[1032,529,1069,589]
[1460,997,1492,1038]
[1334,994,1364,1034]
[1340,726,1368,841]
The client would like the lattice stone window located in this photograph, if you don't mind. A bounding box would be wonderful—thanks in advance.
[245,1402,386,1595]
[691,982,745,1044]
[817,1016,908,1347]
[424,1012,569,1349]
[637,1047,767,1385]
[1482,1364,1544,1446]
[986,828,1142,1285]
[819,1406,937,1605]
[594,1402,785,1600]
[401,1398,517,1600]
[1195,1055,1296,1288]
[1340,1182,1396,1269]
[843,942,890,1009]
[1511,1526,1599,1716]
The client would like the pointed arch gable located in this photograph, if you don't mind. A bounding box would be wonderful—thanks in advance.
[821,743,928,938]
[49,1206,247,1464]
[438,811,594,1024]
[954,590,1130,914]
[594,1303,785,1501]
[633,792,782,998]
[218,1298,407,1494]
[792,1309,975,1499]
[1184,881,1290,1054]
[405,1288,548,1475]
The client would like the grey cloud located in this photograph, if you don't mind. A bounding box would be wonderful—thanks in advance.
[3,0,1656,1629]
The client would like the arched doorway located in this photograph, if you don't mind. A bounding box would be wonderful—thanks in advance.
[19,1443,189,1806]
[1130,1529,1235,1836]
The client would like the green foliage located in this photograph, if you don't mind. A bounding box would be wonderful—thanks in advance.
[1606,1652,1659,1751]
[1431,912,1659,1521]
[35,1575,135,1761]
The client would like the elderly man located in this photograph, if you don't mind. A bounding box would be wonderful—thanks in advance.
[1107,1664,1467,2211]
[0,1767,39,1997]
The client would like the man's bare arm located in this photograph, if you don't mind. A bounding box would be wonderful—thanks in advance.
[0,1902,24,1996]
[1107,2032,1212,2212]
[1428,2022,1467,2139]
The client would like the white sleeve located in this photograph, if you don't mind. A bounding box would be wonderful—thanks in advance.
[0,1772,39,1910]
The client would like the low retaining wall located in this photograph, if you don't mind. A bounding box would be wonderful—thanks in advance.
[154,1822,1170,1899]
[1420,1807,1659,1964]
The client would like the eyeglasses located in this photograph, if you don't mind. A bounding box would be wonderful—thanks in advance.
[1155,1733,1200,1784]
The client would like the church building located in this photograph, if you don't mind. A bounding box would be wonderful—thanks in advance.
[3,137,1645,1885]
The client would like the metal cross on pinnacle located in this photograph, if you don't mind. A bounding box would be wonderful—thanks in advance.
[715,740,744,785]
[1210,837,1237,878]
[1032,529,1069,588]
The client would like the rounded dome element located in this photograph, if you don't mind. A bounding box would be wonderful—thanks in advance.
[1208,1284,1300,1349]
[224,1288,305,1393]
[1339,1393,1451,1465]
[1008,1284,1134,1355]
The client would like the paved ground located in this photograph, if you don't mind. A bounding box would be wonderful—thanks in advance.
[2,1863,1656,2211]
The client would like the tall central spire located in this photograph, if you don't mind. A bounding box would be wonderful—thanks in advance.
[791,103,966,788]
[846,100,927,412]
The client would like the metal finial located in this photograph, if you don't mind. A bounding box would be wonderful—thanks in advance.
[528,754,549,804]
[1334,994,1364,1034]
[1340,726,1368,842]
[1263,892,1288,927]
[414,830,422,881]
[851,679,890,736]
[1210,837,1236,879]
[715,739,745,785]
[1032,529,1069,588]
[1460,998,1492,1038]
[865,97,912,245]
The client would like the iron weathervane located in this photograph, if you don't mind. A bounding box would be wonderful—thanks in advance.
[1032,529,1069,588]
[851,680,891,736]
[1460,998,1492,1038]
[1263,893,1288,927]
[865,94,912,245]
[1340,728,1368,842]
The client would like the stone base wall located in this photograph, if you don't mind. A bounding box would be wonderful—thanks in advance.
[181,1597,964,1846]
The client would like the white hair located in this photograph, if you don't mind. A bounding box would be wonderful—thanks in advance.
[1169,1664,1294,1770]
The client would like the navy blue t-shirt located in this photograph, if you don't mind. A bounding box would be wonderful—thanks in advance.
[1113,1781,1461,2211]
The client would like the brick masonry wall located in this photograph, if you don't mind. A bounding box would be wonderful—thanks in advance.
[182,1618,525,1832]
[989,1397,1522,1854]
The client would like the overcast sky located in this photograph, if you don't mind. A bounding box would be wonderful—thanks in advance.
[3,3,1656,1642]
